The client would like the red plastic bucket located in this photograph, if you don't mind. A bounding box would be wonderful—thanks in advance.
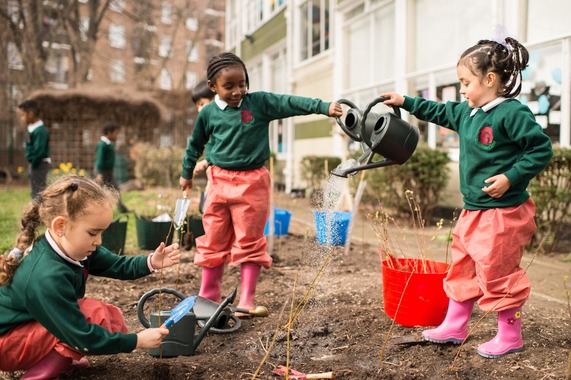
[381,256,450,327]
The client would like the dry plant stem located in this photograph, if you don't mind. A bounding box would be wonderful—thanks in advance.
[286,273,298,380]
[564,276,571,380]
[157,223,173,361]
[251,301,289,380]
[379,270,415,367]
[450,252,538,370]
[287,248,335,328]
[405,191,428,273]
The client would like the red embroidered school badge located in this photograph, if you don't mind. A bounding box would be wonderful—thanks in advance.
[476,125,495,150]
[241,110,254,125]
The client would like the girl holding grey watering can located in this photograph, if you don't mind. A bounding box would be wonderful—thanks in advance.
[0,175,181,379]
[381,36,552,359]
[179,52,342,315]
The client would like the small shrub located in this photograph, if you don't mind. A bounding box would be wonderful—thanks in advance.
[133,143,185,187]
[300,155,342,190]
[358,144,450,223]
[528,146,571,253]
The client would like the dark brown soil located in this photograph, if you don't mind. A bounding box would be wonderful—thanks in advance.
[3,233,570,380]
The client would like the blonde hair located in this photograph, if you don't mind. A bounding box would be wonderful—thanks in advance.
[0,175,118,285]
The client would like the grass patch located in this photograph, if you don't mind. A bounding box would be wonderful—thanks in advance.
[0,186,187,255]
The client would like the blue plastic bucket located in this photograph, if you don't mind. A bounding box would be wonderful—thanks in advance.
[313,210,352,246]
[264,208,292,236]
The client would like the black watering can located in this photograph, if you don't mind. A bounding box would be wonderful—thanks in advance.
[137,287,237,357]
[332,97,419,177]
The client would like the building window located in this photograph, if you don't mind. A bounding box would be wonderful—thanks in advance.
[110,60,126,83]
[160,68,172,90]
[109,24,126,49]
[7,43,24,70]
[158,35,172,57]
[161,2,173,25]
[186,42,198,62]
[109,0,125,12]
[7,0,21,26]
[45,49,68,85]
[80,17,89,41]
[299,0,330,62]
[344,2,394,91]
[185,71,198,90]
[186,17,198,31]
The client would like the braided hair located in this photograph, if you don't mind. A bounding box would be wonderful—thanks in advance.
[0,175,118,286]
[206,52,250,88]
[458,37,529,98]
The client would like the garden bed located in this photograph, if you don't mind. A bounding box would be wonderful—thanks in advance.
[3,233,567,380]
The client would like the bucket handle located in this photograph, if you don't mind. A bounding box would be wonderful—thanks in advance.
[137,287,186,328]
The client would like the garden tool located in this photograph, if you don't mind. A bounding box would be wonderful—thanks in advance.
[332,97,419,177]
[173,190,190,230]
[193,295,269,334]
[272,365,333,379]
[386,335,429,347]
[162,295,197,328]
[137,288,237,357]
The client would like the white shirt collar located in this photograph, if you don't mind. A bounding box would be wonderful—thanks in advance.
[214,94,243,110]
[45,230,85,267]
[27,120,44,133]
[100,136,112,145]
[470,97,507,117]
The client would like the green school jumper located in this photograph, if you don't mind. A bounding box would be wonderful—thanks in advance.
[0,236,152,355]
[181,91,331,179]
[401,96,553,210]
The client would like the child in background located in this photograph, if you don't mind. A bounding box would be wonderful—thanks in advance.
[18,99,51,200]
[0,175,180,379]
[94,121,129,213]
[179,52,343,314]
[381,37,553,358]
[191,80,216,213]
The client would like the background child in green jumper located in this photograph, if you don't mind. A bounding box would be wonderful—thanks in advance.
[381,36,553,359]
[179,52,342,316]
[18,99,51,200]
[0,175,180,379]
[191,80,216,213]
[94,121,129,213]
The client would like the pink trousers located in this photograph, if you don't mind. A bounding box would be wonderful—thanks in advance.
[0,298,128,371]
[444,198,536,312]
[194,166,273,269]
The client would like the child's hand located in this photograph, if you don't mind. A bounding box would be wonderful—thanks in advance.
[193,160,209,175]
[482,174,511,198]
[328,102,343,117]
[379,92,405,107]
[179,177,193,192]
[150,242,181,269]
[135,326,169,349]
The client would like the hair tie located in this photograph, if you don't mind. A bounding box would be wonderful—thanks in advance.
[7,247,24,262]
[68,182,79,192]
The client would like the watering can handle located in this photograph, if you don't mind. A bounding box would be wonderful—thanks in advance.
[335,98,363,142]
[362,96,402,120]
[137,287,186,328]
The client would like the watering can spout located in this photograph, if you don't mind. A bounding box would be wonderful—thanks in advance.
[193,287,237,350]
[331,157,398,178]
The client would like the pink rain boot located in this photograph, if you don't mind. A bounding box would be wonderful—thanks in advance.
[422,299,475,344]
[198,264,225,302]
[477,308,523,358]
[237,263,261,312]
[21,350,72,380]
